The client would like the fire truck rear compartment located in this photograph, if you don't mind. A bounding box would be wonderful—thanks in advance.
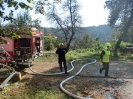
[14,38,32,62]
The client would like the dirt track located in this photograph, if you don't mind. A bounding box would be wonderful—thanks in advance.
[80,59,133,99]
[23,59,133,99]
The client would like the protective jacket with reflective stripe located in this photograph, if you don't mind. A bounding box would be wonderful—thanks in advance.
[102,50,110,62]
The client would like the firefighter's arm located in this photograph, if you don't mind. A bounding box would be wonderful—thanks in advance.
[65,48,67,54]
[56,48,59,54]
[109,50,112,61]
[100,50,105,62]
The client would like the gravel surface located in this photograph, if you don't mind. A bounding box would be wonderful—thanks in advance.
[80,60,133,99]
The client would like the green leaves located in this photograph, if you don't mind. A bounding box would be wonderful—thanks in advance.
[15,5,19,10]
[30,7,33,10]
[0,26,34,43]
[9,10,13,16]
[12,1,17,7]
[0,0,33,22]
[0,11,4,17]
[0,0,33,21]
[0,4,4,10]
[35,0,61,14]
[0,0,34,43]
[19,2,27,9]
[19,2,33,10]
[27,0,33,3]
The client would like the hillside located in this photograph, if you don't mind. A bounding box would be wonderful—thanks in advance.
[44,24,114,43]
[83,25,113,42]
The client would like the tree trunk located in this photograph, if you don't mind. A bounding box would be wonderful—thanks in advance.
[114,7,133,56]
[114,38,122,56]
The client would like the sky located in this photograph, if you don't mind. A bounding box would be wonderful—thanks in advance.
[33,0,110,27]
[78,0,109,27]
[4,0,110,27]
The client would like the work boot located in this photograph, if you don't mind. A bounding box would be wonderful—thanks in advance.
[65,72,69,74]
[105,75,109,78]
[105,69,108,77]
[99,68,102,74]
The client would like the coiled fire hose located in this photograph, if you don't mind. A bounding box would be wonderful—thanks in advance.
[28,58,96,99]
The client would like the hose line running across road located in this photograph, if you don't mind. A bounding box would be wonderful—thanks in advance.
[28,58,97,99]
[60,58,96,99]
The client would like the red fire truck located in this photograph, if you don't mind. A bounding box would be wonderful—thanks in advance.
[0,28,44,66]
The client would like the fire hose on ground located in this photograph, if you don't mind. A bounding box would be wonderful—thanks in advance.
[28,58,97,99]
[59,58,96,99]
[0,71,17,91]
[28,60,74,75]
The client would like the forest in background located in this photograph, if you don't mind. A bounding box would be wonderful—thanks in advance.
[45,24,114,43]
[83,25,114,43]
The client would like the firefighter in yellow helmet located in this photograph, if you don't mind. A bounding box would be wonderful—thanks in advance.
[100,43,111,77]
[56,43,68,74]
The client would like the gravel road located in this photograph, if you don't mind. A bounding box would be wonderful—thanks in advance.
[80,60,133,99]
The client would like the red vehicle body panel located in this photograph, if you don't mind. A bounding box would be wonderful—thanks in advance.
[0,28,43,62]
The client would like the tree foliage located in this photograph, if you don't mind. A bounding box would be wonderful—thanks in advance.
[105,0,133,27]
[0,0,33,21]
[105,0,133,56]
[84,25,113,43]
[0,0,33,43]
[12,11,41,28]
[0,26,34,44]
[43,28,60,51]
[13,11,32,27]
[35,0,61,14]
[44,0,82,51]
[0,11,41,43]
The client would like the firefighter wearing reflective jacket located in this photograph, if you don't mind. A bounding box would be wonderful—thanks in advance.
[100,43,111,77]
[56,43,68,74]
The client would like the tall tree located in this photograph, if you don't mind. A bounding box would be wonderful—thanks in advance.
[105,0,133,56]
[14,11,32,27]
[41,0,82,50]
[0,0,33,43]
[13,11,41,28]
[0,0,60,41]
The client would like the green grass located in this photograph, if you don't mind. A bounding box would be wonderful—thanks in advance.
[0,88,70,99]
[66,48,100,61]
[35,48,100,63]
[0,81,71,99]
[34,55,58,62]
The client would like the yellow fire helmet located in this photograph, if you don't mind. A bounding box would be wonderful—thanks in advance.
[59,43,64,47]
[105,43,111,47]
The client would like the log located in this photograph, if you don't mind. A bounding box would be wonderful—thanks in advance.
[10,72,22,82]
[0,70,21,83]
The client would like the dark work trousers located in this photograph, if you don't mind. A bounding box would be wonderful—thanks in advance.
[102,62,109,76]
[58,58,67,73]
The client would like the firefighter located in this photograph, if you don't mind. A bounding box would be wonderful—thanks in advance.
[100,43,111,77]
[56,43,68,74]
